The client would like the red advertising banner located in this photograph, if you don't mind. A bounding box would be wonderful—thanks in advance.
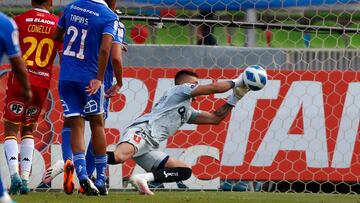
[0,66,359,185]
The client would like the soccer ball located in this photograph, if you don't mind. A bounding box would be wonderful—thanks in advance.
[243,65,268,91]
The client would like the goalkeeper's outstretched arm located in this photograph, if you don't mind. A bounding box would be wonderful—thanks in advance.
[190,73,244,97]
[191,80,250,125]
[192,103,234,125]
[188,73,250,124]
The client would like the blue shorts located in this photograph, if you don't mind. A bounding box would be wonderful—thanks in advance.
[103,96,110,120]
[103,82,112,120]
[58,80,105,117]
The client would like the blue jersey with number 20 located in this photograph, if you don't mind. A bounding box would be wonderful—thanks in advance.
[58,0,118,83]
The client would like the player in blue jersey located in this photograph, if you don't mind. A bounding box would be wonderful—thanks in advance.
[41,22,125,195]
[52,0,118,196]
[42,1,126,195]
[0,11,32,203]
[83,20,126,194]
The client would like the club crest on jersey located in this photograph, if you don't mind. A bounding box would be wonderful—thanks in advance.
[26,106,40,117]
[8,102,25,115]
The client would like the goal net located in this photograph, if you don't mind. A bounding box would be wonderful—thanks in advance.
[0,0,359,193]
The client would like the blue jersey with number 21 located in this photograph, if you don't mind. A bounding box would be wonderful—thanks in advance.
[58,0,118,83]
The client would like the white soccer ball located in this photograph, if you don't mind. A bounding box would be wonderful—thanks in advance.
[243,65,268,91]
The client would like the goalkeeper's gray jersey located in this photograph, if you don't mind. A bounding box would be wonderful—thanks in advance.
[130,83,200,147]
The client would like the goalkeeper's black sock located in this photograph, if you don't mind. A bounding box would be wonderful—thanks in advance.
[153,167,192,183]
[106,151,117,165]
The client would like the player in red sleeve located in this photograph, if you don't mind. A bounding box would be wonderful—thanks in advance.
[2,0,62,195]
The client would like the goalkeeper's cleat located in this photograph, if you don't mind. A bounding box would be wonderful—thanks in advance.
[19,179,30,195]
[176,181,189,189]
[9,173,22,195]
[130,175,154,196]
[42,160,64,185]
[79,178,99,196]
[0,192,15,203]
[63,160,75,195]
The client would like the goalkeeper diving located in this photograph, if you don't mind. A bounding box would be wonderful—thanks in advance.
[43,69,252,195]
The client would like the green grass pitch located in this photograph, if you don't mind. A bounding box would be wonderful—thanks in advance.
[11,191,360,203]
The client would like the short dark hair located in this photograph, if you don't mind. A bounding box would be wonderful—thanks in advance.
[32,0,49,5]
[174,70,198,85]
[104,0,116,6]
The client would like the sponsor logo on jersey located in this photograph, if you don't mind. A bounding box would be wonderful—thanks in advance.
[34,18,55,25]
[25,18,34,22]
[28,69,50,77]
[70,4,100,17]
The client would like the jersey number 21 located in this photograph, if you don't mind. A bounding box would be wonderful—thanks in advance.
[63,26,87,60]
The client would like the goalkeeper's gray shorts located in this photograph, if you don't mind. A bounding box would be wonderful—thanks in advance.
[119,123,168,172]
[133,150,168,172]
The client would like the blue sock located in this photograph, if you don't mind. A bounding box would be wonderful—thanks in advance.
[61,127,73,161]
[0,176,4,197]
[95,154,107,186]
[85,140,95,177]
[73,153,88,181]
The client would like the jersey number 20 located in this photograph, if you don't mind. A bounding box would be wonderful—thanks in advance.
[23,37,54,67]
[63,26,88,60]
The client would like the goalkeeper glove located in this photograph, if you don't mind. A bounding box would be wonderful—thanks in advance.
[231,73,245,87]
[226,82,250,106]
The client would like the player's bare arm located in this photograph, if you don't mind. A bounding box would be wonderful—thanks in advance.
[105,43,123,97]
[86,34,113,95]
[9,56,32,102]
[53,28,64,63]
[112,43,123,87]
[52,27,64,42]
[52,25,64,66]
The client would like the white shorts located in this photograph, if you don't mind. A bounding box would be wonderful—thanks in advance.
[119,123,169,171]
